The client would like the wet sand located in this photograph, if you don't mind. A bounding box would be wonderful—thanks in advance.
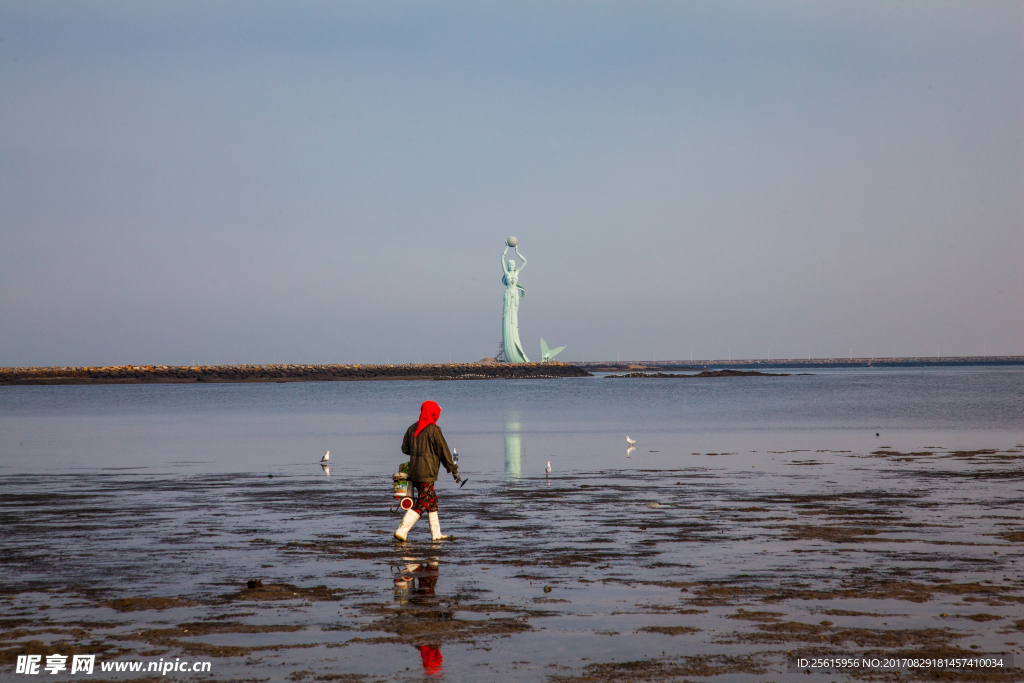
[2,446,1022,681]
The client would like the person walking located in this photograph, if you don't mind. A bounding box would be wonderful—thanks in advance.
[394,400,460,541]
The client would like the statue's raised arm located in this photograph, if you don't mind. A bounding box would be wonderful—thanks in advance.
[502,245,511,276]
[514,245,526,272]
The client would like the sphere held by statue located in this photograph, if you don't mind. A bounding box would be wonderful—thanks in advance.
[506,236,517,247]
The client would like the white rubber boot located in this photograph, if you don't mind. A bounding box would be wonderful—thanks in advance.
[428,511,448,541]
[394,510,420,541]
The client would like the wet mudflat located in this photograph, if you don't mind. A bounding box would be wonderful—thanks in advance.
[2,446,1023,682]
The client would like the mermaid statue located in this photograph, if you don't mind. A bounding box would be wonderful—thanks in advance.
[500,237,529,363]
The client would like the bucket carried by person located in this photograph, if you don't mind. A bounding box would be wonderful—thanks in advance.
[392,462,413,512]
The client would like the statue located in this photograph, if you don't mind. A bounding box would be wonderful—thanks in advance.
[499,237,567,364]
[501,237,530,363]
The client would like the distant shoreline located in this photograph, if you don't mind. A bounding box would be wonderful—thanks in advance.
[578,356,1024,372]
[0,362,591,386]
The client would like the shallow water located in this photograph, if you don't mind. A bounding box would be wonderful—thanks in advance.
[2,366,1022,476]
[1,367,1022,681]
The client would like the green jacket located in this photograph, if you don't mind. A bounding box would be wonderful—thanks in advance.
[401,422,458,483]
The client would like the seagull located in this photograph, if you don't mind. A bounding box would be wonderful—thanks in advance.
[625,436,637,447]
[545,461,552,475]
[320,451,330,463]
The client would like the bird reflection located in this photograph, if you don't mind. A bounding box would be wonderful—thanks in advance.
[320,464,330,476]
[626,445,636,458]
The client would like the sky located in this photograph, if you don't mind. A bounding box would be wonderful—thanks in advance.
[1,1,1021,366]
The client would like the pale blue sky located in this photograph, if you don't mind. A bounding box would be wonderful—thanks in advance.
[1,1,1021,365]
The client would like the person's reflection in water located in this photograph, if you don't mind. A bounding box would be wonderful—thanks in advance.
[411,563,443,676]
[413,562,438,597]
[393,557,440,604]
[392,559,444,676]
[417,644,443,677]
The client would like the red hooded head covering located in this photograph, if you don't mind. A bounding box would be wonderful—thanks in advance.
[413,400,441,438]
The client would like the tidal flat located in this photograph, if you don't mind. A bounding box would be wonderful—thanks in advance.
[2,446,1022,682]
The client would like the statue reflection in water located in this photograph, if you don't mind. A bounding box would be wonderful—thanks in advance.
[505,414,523,479]
[393,557,444,677]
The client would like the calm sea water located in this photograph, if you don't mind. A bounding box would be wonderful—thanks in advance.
[1,366,1021,476]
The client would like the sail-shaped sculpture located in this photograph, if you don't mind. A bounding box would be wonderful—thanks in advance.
[540,338,566,362]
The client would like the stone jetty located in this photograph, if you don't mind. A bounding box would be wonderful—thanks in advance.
[0,362,592,385]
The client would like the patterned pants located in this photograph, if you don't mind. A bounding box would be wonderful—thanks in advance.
[412,481,438,514]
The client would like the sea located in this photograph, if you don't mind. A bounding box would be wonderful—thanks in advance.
[1,366,1022,681]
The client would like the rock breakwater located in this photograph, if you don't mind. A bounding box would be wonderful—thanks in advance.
[0,362,592,385]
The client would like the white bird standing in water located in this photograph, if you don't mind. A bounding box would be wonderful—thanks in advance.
[320,451,330,463]
[625,436,637,447]
[545,461,552,475]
